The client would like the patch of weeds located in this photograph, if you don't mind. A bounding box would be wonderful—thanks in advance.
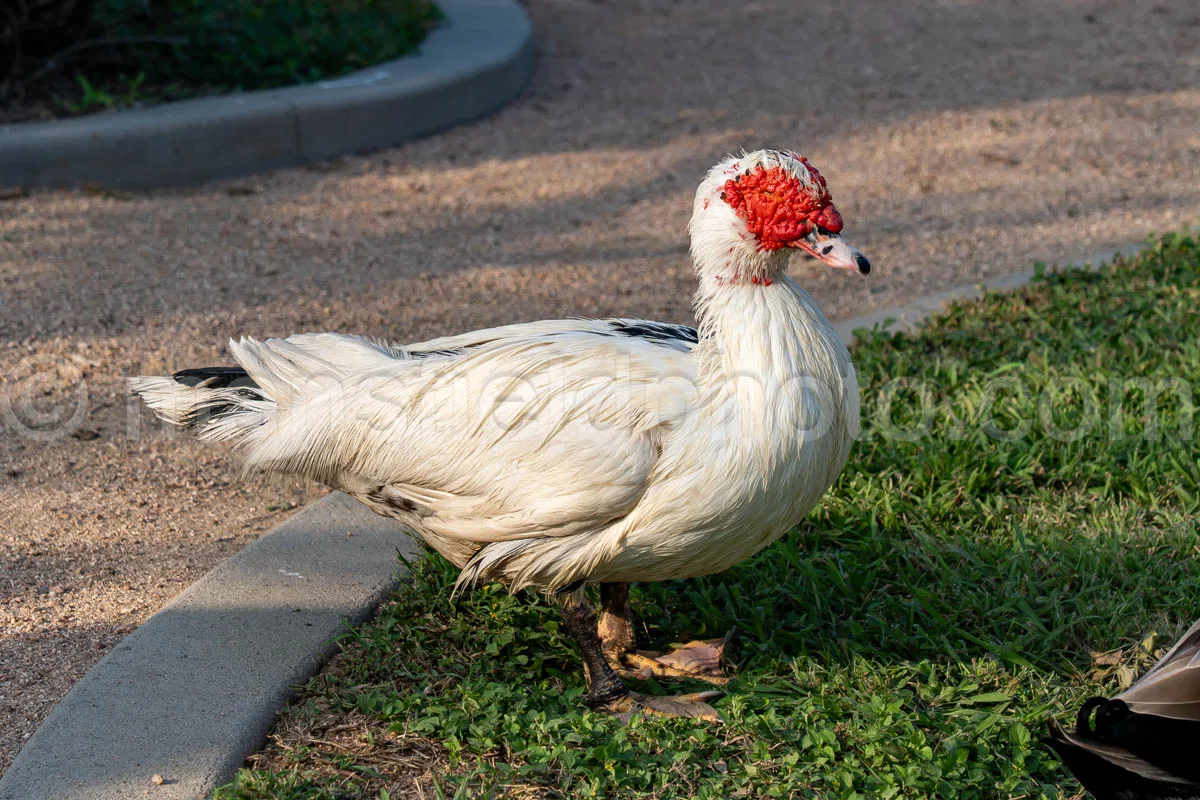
[215,232,1200,799]
[58,71,146,114]
[89,0,444,92]
[3,0,443,122]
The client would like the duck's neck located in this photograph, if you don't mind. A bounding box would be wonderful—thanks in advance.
[692,257,844,381]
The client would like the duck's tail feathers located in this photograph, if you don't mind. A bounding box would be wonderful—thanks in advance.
[129,363,274,446]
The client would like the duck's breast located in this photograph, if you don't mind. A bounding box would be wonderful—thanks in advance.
[596,278,859,582]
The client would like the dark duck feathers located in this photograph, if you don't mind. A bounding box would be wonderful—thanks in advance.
[1047,618,1200,800]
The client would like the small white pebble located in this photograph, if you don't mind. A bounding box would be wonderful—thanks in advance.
[151,774,165,785]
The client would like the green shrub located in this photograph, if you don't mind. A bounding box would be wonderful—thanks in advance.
[92,0,443,91]
[2,0,441,117]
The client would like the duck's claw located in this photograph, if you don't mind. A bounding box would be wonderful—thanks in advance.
[600,690,724,723]
[611,637,731,685]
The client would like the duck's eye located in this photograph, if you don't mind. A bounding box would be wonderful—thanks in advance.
[816,226,834,238]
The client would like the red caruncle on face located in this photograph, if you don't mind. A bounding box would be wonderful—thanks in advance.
[721,161,844,251]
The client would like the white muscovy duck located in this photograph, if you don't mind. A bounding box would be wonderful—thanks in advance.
[131,149,870,721]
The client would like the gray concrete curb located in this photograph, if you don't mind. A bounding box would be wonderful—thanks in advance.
[0,493,422,800]
[0,0,534,190]
[0,241,1151,800]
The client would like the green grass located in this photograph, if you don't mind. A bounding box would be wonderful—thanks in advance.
[213,233,1200,799]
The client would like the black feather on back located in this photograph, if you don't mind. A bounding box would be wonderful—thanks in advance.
[401,347,467,360]
[606,320,699,347]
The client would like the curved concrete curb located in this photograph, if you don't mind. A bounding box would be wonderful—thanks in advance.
[0,241,1152,800]
[0,0,534,190]
[0,493,422,800]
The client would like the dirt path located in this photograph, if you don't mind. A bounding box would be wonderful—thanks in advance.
[1,0,1197,774]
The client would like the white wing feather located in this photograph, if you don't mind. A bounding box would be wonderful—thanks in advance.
[222,322,696,586]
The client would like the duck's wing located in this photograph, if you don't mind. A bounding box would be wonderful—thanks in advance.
[1116,619,1200,721]
[214,320,697,571]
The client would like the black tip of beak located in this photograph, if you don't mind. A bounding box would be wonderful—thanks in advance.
[855,254,871,276]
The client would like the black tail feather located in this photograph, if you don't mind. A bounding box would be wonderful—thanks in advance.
[169,367,264,429]
[172,366,259,390]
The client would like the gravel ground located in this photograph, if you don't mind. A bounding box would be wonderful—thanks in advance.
[2,0,1198,777]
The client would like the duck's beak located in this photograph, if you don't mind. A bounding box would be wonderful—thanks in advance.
[789,230,871,276]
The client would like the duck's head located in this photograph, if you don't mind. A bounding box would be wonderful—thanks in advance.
[689,149,870,285]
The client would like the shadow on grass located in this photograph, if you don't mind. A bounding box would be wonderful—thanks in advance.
[248,509,1192,800]
[645,505,1197,680]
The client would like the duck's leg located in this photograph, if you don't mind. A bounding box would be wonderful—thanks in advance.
[597,582,730,685]
[560,595,627,709]
[597,583,637,661]
[559,593,721,722]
